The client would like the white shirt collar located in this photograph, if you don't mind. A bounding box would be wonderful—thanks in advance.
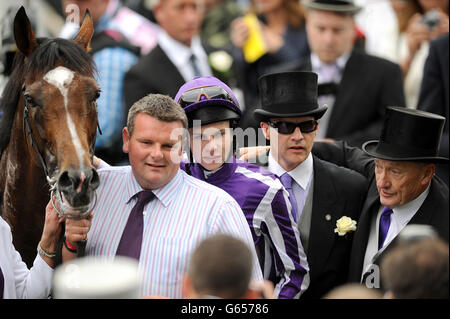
[311,52,350,74]
[268,152,314,190]
[158,29,192,66]
[390,183,431,227]
[158,30,208,76]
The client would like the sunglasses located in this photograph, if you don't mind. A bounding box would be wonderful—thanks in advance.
[178,85,235,108]
[268,120,318,134]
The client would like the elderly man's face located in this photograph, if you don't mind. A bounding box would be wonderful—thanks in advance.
[374,159,435,208]
[122,113,184,190]
[305,9,355,64]
[155,0,205,46]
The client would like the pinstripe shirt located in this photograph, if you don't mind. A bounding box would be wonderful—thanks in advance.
[86,165,263,298]
[182,157,310,298]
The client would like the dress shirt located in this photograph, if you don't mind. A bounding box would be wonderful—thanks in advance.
[361,185,430,280]
[0,217,53,299]
[158,30,212,81]
[86,166,263,298]
[311,52,350,138]
[268,152,314,221]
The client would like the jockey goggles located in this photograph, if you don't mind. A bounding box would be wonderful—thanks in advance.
[177,85,237,108]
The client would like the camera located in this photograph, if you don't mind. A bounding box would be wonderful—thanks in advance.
[421,9,441,30]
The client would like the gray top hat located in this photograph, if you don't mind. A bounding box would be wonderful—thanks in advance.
[301,0,362,14]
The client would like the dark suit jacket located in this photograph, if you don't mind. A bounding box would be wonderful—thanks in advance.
[256,152,368,298]
[312,141,449,283]
[269,50,406,147]
[418,33,449,185]
[123,44,186,109]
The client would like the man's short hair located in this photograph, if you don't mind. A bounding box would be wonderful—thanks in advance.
[188,234,253,299]
[381,238,449,299]
[127,93,188,136]
[323,283,382,299]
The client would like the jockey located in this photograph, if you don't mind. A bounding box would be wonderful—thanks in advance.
[175,76,310,299]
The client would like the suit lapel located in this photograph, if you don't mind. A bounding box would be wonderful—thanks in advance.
[307,157,339,278]
[149,45,186,97]
[327,51,363,135]
[348,183,380,281]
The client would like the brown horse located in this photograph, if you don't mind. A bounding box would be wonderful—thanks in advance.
[0,7,100,267]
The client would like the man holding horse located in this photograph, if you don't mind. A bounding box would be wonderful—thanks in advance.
[0,201,91,299]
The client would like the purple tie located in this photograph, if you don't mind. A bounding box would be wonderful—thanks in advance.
[378,206,394,250]
[0,266,4,299]
[280,173,298,222]
[116,190,155,260]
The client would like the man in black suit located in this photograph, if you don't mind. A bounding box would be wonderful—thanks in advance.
[254,71,368,299]
[418,33,449,185]
[123,0,212,108]
[312,107,449,289]
[262,0,406,148]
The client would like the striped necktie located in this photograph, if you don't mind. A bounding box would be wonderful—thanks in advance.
[116,191,155,260]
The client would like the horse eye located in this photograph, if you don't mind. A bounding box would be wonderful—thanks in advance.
[24,94,37,108]
[93,89,101,101]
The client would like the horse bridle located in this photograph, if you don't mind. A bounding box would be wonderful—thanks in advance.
[21,85,102,220]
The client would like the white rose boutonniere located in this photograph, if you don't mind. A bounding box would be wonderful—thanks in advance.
[209,50,233,74]
[334,216,357,236]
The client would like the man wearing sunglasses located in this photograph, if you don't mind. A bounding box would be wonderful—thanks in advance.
[255,71,368,299]
[175,76,310,299]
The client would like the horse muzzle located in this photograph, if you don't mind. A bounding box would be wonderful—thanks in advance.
[53,167,100,219]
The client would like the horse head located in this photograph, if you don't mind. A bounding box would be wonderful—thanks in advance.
[14,7,100,218]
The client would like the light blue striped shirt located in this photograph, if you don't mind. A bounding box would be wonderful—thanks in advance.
[86,166,263,298]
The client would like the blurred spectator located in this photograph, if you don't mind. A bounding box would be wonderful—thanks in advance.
[123,0,213,107]
[381,237,449,299]
[364,0,449,109]
[393,0,448,108]
[60,0,140,165]
[230,0,309,131]
[323,283,382,299]
[182,234,256,299]
[418,33,449,186]
[60,0,159,55]
[272,0,406,148]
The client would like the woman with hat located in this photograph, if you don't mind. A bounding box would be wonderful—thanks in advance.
[175,76,309,299]
[253,70,368,299]
[311,106,449,284]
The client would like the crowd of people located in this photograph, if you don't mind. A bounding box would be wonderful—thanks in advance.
[0,0,448,300]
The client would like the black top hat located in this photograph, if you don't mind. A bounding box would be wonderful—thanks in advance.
[363,107,448,163]
[301,0,362,14]
[254,71,328,121]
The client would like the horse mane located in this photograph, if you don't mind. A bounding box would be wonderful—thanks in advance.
[0,37,97,156]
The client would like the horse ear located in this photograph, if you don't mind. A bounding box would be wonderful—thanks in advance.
[13,6,38,57]
[73,9,94,52]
